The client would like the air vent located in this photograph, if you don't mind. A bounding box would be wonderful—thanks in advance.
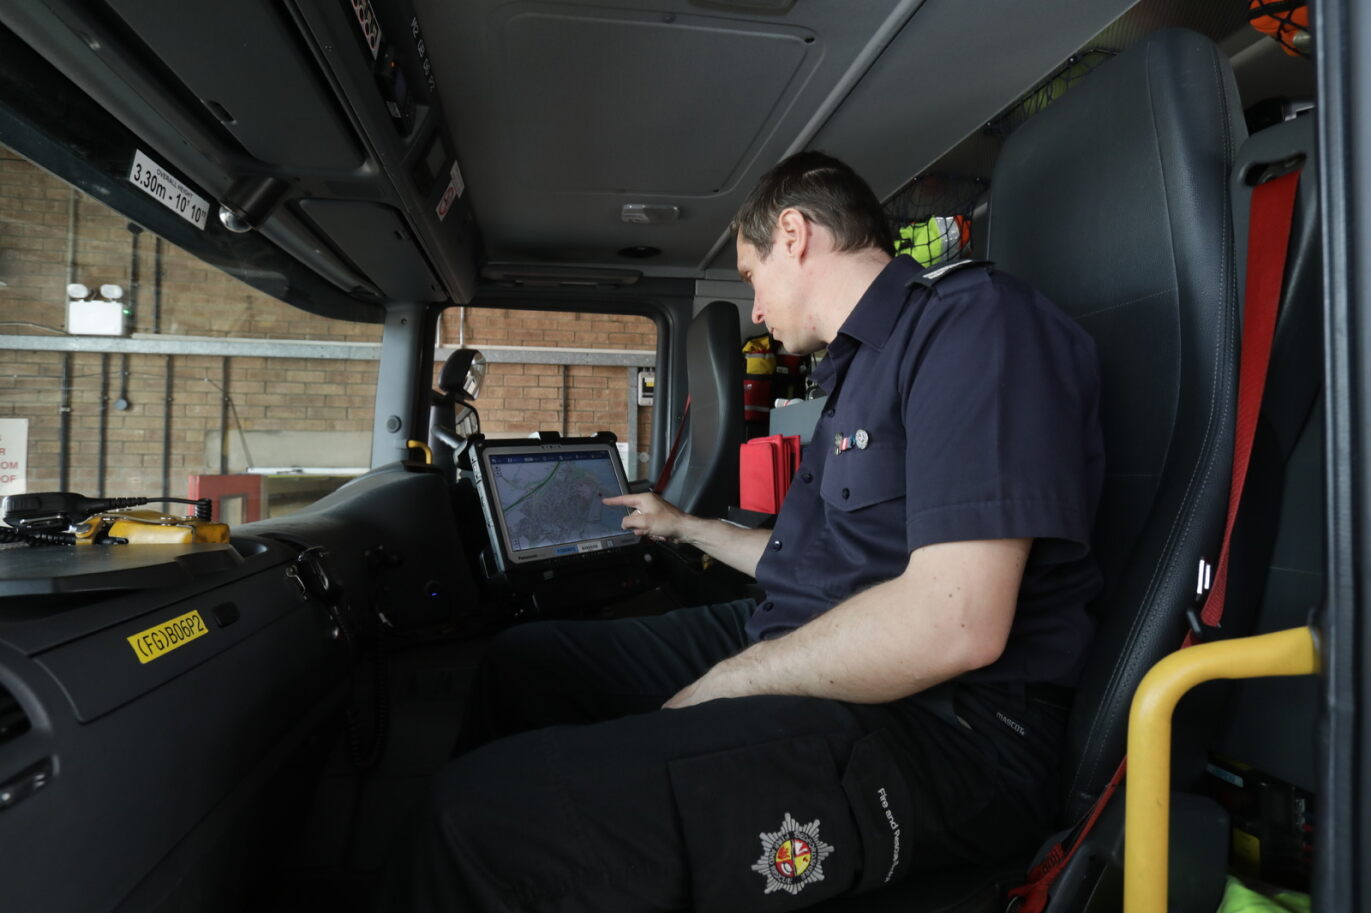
[0,683,30,747]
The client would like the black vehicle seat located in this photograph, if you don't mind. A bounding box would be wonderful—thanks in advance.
[658,300,744,518]
[805,27,1247,913]
[991,25,1246,828]
[1036,111,1326,913]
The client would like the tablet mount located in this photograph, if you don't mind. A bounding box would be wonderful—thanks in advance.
[459,431,655,623]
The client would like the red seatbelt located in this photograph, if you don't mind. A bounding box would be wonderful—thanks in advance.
[1008,759,1127,913]
[653,394,692,493]
[1007,167,1302,913]
[1187,167,1301,644]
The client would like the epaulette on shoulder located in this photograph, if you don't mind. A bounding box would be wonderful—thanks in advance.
[905,259,994,291]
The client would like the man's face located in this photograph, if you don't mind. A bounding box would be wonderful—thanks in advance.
[737,231,821,355]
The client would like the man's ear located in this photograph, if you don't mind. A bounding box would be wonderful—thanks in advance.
[776,208,810,260]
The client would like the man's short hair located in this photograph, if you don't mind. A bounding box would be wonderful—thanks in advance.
[731,151,893,258]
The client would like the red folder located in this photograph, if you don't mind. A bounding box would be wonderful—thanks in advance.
[739,434,801,514]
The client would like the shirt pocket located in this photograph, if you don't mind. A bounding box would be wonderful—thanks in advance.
[819,444,905,512]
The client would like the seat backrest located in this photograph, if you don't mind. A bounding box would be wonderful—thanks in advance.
[660,300,744,517]
[986,29,1247,820]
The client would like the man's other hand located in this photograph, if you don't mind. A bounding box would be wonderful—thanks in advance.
[661,664,737,709]
[603,491,690,542]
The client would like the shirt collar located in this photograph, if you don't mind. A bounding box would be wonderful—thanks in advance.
[809,256,920,394]
[831,255,921,352]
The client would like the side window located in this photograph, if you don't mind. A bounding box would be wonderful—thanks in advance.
[0,145,382,522]
[436,306,656,480]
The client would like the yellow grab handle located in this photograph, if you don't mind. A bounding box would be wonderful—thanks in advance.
[1124,626,1319,913]
[406,439,433,464]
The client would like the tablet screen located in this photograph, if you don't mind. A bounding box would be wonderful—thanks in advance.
[478,443,637,566]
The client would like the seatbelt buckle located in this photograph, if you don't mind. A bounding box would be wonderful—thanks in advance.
[1187,557,1214,641]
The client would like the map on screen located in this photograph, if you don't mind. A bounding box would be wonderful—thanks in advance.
[488,450,630,554]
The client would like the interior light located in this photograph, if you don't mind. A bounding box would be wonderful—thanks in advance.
[621,203,680,225]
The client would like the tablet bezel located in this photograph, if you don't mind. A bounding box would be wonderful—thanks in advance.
[473,440,638,569]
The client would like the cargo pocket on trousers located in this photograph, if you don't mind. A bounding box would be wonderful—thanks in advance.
[840,729,918,894]
[668,734,858,912]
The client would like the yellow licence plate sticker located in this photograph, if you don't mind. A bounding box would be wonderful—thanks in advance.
[127,610,210,664]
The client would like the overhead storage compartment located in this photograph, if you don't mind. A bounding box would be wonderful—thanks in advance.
[0,0,480,307]
[298,200,448,302]
[104,0,365,171]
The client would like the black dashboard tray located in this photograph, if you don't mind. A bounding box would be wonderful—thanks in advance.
[0,543,243,598]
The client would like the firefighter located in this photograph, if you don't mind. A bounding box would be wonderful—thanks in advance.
[383,151,1103,912]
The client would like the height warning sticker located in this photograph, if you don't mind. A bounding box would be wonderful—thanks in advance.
[127,150,210,230]
[0,418,26,496]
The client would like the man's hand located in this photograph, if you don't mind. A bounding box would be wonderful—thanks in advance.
[662,678,707,710]
[602,491,689,542]
[603,491,771,576]
[662,661,745,709]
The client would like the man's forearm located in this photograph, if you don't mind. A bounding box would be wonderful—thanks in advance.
[699,576,969,704]
[677,516,770,577]
[664,539,1029,708]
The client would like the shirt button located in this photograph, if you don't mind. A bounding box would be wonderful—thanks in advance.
[770,539,783,551]
[761,601,774,612]
[824,408,835,417]
[801,471,813,483]
[841,488,850,499]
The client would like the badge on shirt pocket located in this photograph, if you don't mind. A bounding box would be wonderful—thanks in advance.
[819,445,905,511]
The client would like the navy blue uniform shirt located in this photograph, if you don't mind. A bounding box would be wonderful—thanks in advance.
[748,257,1105,687]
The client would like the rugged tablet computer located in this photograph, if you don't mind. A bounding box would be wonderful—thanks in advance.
[470,436,638,573]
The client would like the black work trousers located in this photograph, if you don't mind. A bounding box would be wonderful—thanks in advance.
[381,600,1068,913]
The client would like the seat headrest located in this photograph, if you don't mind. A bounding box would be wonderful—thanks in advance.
[989,28,1244,323]
[660,300,744,517]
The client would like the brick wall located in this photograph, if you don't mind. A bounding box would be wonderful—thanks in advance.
[0,350,379,495]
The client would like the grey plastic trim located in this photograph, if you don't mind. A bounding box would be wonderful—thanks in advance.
[434,345,654,367]
[1313,0,1365,908]
[287,2,477,304]
[0,335,656,367]
[0,333,380,361]
[370,302,426,467]
[625,366,639,481]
